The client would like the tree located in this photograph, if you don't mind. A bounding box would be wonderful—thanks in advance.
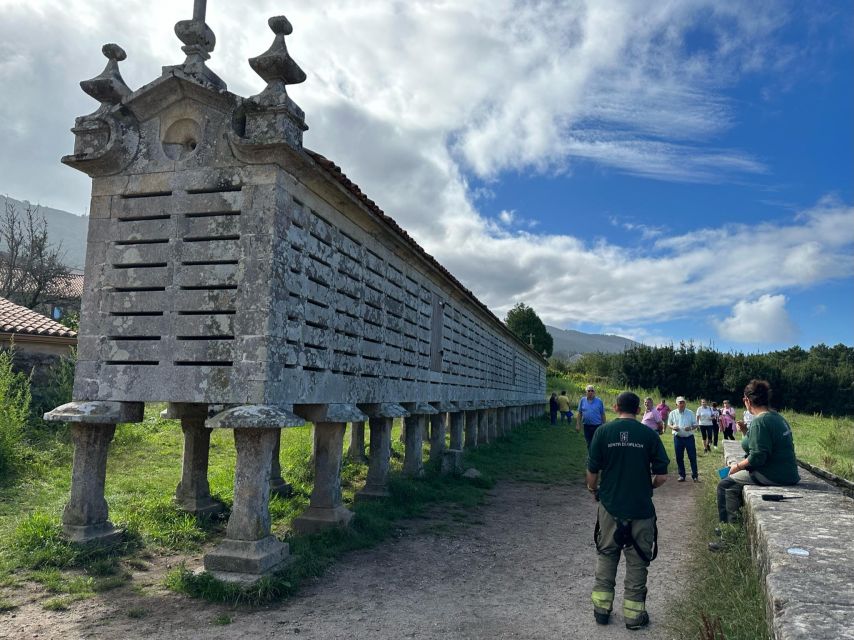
[0,198,70,310]
[505,302,553,357]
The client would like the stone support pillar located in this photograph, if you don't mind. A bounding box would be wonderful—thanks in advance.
[476,407,490,445]
[429,402,454,464]
[442,404,465,475]
[464,408,479,449]
[43,401,143,544]
[401,402,437,478]
[449,410,465,450]
[487,408,498,441]
[292,404,365,534]
[347,421,368,463]
[203,405,303,583]
[356,403,409,501]
[497,407,506,438]
[270,430,293,497]
[163,403,226,516]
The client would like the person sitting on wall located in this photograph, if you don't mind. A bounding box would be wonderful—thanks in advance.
[709,379,800,551]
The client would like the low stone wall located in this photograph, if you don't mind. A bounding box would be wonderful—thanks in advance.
[721,441,854,640]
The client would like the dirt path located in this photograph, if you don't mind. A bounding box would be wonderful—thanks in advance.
[3,477,699,639]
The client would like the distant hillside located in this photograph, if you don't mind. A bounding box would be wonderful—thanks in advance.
[546,324,640,357]
[1,195,88,269]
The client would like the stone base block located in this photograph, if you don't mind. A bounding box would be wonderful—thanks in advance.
[440,449,464,476]
[63,522,124,546]
[270,478,294,498]
[355,485,391,502]
[174,496,225,518]
[292,505,354,535]
[203,535,289,579]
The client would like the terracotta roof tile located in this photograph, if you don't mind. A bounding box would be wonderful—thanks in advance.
[305,149,544,360]
[0,296,77,338]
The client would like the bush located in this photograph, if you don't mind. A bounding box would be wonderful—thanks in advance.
[0,346,32,477]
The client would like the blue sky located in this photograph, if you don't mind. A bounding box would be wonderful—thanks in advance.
[0,0,851,352]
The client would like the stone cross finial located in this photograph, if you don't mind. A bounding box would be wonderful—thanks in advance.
[79,44,131,111]
[169,0,226,90]
[248,15,307,106]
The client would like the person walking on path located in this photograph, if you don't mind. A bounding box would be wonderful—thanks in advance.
[720,400,736,440]
[577,385,606,448]
[710,402,721,450]
[549,393,559,425]
[557,391,573,424]
[656,398,671,425]
[668,397,699,482]
[696,398,714,453]
[586,391,670,630]
[641,397,663,433]
[711,380,800,550]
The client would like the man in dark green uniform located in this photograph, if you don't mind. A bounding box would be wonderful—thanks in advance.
[587,391,670,630]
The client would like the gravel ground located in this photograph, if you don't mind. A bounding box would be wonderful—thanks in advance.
[1,476,699,639]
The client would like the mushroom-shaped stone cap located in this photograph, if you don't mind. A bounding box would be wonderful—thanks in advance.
[80,42,132,107]
[249,14,307,87]
[102,43,127,62]
[269,15,293,36]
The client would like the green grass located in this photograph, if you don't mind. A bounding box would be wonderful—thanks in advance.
[786,413,854,480]
[656,422,770,640]
[0,404,586,607]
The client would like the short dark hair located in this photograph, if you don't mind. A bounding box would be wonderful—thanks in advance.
[744,379,772,407]
[560,390,566,395]
[616,391,641,414]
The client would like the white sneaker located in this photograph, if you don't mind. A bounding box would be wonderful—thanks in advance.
[714,445,718,450]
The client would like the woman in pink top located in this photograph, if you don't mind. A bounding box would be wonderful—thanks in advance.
[719,400,736,440]
[641,397,664,433]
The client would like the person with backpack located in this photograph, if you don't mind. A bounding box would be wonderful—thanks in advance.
[586,392,670,630]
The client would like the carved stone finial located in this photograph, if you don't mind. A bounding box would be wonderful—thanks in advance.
[248,15,307,107]
[166,0,226,91]
[79,43,131,111]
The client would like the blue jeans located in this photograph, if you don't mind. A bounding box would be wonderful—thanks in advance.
[674,436,698,479]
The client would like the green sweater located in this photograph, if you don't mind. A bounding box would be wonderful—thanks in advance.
[746,412,799,485]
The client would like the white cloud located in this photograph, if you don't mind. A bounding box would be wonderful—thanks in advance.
[0,0,849,337]
[498,210,516,225]
[713,295,798,343]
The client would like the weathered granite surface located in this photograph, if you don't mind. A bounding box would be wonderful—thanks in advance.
[721,441,854,640]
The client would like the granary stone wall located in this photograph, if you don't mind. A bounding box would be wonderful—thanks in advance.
[70,69,544,407]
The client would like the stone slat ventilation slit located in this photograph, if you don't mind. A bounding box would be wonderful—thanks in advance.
[171,187,243,369]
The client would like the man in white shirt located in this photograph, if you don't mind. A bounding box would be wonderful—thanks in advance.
[667,396,699,482]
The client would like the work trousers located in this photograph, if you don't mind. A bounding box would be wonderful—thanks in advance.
[592,504,655,623]
[673,435,698,479]
[716,469,774,523]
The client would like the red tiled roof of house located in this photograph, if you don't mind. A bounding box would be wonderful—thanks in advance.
[0,296,77,338]
[305,149,545,360]
[48,272,85,299]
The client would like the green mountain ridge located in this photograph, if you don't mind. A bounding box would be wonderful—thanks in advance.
[1,195,88,269]
[546,324,640,357]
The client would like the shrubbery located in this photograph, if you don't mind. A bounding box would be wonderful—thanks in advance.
[566,342,854,416]
[0,346,32,477]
